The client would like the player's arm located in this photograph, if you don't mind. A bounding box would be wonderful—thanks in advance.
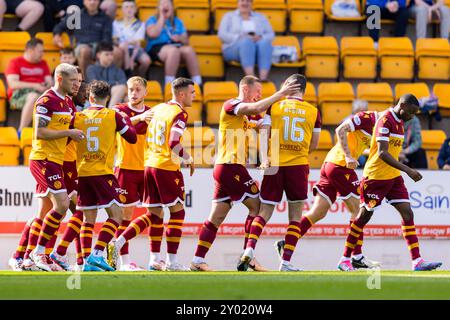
[236,80,302,116]
[309,110,322,154]
[115,112,137,144]
[169,112,195,176]
[35,107,84,141]
[335,121,358,169]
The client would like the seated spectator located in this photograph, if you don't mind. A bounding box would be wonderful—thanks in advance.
[5,38,52,134]
[113,0,151,77]
[438,137,450,170]
[399,115,428,168]
[86,42,127,107]
[218,0,274,81]
[145,0,202,86]
[410,0,449,39]
[0,0,44,31]
[60,47,77,65]
[365,0,409,47]
[53,0,113,77]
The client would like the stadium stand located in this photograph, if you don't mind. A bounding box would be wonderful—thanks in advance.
[261,81,277,99]
[340,36,377,80]
[378,37,415,80]
[135,0,158,21]
[433,83,450,117]
[253,0,287,33]
[356,82,394,112]
[308,129,333,168]
[318,82,354,125]
[173,0,210,32]
[415,38,450,81]
[20,127,33,167]
[211,0,236,31]
[204,81,238,125]
[395,83,430,103]
[272,36,304,68]
[303,36,339,79]
[35,32,71,72]
[304,82,317,105]
[422,130,447,170]
[0,32,31,73]
[189,35,225,78]
[0,127,20,165]
[144,80,164,106]
[0,80,6,123]
[289,0,324,33]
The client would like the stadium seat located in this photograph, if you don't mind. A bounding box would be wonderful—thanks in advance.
[272,36,304,68]
[340,37,377,79]
[144,81,163,107]
[304,82,317,105]
[135,0,158,22]
[203,81,238,125]
[357,82,394,112]
[0,32,31,73]
[20,127,33,166]
[303,37,339,79]
[395,83,430,103]
[318,82,355,125]
[378,37,414,80]
[35,32,71,72]
[433,83,450,117]
[287,0,324,33]
[421,130,447,169]
[416,38,450,81]
[211,0,236,31]
[253,0,287,33]
[261,81,277,99]
[0,80,6,123]
[182,126,216,167]
[0,127,20,166]
[324,0,364,22]
[173,0,210,32]
[189,35,224,78]
[308,129,333,168]
[164,82,203,125]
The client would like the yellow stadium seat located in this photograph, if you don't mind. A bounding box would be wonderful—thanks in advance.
[318,82,355,125]
[144,81,163,107]
[254,0,287,33]
[0,32,31,73]
[288,0,324,33]
[341,37,377,79]
[0,80,6,123]
[20,127,33,166]
[0,127,20,165]
[433,83,450,117]
[174,0,210,32]
[272,36,304,68]
[378,37,414,80]
[189,35,224,78]
[211,0,236,31]
[135,0,158,21]
[261,81,276,99]
[421,130,447,169]
[416,38,450,81]
[308,129,333,168]
[203,81,239,125]
[303,37,339,79]
[164,82,203,125]
[395,83,430,102]
[35,32,71,72]
[357,82,394,112]
[324,0,364,21]
[304,82,317,105]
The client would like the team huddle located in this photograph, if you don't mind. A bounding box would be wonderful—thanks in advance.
[7,62,442,272]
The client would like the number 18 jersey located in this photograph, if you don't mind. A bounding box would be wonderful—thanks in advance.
[266,97,321,166]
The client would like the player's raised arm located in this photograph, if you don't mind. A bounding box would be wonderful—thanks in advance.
[335,119,358,169]
[115,111,137,144]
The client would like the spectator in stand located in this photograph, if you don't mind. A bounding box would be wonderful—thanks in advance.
[59,47,77,65]
[410,0,450,39]
[218,0,274,81]
[5,38,52,134]
[438,137,450,170]
[53,0,113,77]
[399,115,428,169]
[86,42,127,107]
[113,0,151,77]
[365,0,410,48]
[145,0,202,86]
[0,0,44,31]
[100,0,117,19]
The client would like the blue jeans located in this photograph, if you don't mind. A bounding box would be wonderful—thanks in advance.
[223,37,273,72]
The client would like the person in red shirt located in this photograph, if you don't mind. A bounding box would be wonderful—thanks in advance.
[5,38,52,134]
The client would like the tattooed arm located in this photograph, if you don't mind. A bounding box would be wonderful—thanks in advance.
[36,116,84,141]
[335,121,359,169]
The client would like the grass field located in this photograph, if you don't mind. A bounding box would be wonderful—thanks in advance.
[1,271,450,300]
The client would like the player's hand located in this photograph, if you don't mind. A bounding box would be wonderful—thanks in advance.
[345,156,359,170]
[407,168,423,182]
[68,129,85,142]
[141,109,154,123]
[277,80,302,98]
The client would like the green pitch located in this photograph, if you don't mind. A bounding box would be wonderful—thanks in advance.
[1,271,450,300]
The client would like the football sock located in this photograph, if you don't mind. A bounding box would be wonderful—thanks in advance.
[149,213,164,253]
[166,209,185,254]
[402,218,421,260]
[194,220,218,259]
[37,210,64,250]
[350,220,364,256]
[243,215,255,249]
[56,211,83,256]
[26,218,43,257]
[74,235,83,265]
[93,218,119,252]
[115,219,130,256]
[167,253,177,265]
[45,232,57,255]
[299,215,314,237]
[282,220,302,262]
[246,216,267,250]
[343,218,367,258]
[14,218,34,259]
[122,213,151,241]
[80,222,94,258]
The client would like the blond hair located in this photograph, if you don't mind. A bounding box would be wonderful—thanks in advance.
[127,76,147,88]
[54,63,78,79]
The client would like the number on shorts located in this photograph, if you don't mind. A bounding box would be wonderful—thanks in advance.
[282,116,305,142]
[86,126,99,152]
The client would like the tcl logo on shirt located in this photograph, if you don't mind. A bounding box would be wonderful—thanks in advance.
[20,67,44,76]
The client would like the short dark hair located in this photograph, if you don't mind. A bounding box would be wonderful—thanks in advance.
[96,42,114,54]
[239,75,261,87]
[284,73,307,93]
[89,80,111,101]
[25,38,43,50]
[75,66,82,74]
[399,94,420,107]
[60,47,74,55]
[172,77,194,94]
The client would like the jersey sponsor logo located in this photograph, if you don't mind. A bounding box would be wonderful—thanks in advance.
[244,179,255,187]
[367,193,380,200]
[353,115,361,126]
[48,174,62,181]
[36,106,48,114]
[351,180,360,187]
[379,127,389,134]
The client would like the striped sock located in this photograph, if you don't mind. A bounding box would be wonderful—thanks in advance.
[37,210,64,248]
[299,215,314,237]
[343,219,367,258]
[402,218,421,260]
[350,220,364,256]
[14,218,34,259]
[56,211,83,256]
[282,221,302,262]
[166,210,185,254]
[121,213,151,241]
[243,215,255,249]
[25,218,43,258]
[194,220,218,258]
[74,235,83,265]
[80,222,94,258]
[115,220,131,255]
[246,216,267,250]
[149,213,164,253]
[45,232,58,255]
[94,219,119,253]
